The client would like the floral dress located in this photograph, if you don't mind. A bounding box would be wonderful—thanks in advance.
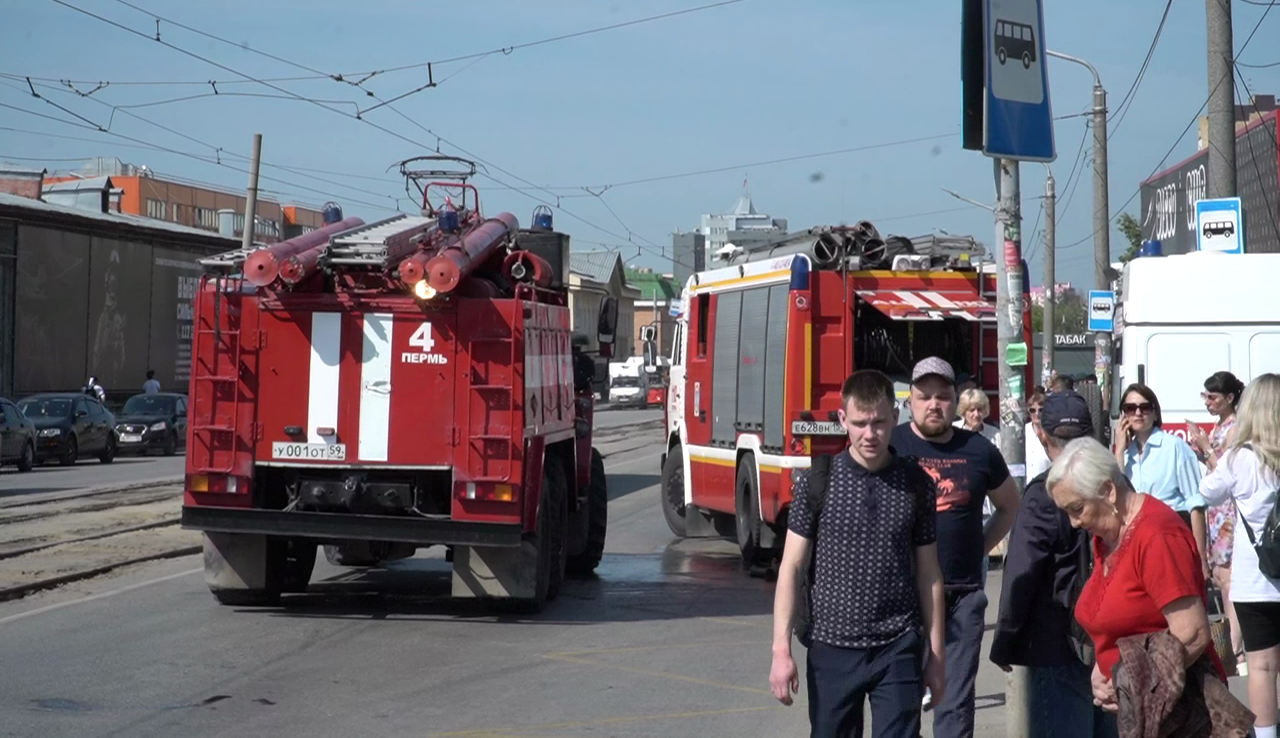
[1205,416,1237,568]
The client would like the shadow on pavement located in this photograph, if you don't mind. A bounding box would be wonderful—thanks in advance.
[253,541,772,625]
[607,473,658,501]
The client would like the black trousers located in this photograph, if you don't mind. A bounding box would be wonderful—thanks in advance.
[806,629,923,738]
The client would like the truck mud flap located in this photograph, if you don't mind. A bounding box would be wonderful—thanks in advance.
[183,506,523,548]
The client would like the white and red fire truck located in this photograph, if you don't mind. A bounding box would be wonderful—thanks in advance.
[660,225,1032,567]
[181,157,616,611]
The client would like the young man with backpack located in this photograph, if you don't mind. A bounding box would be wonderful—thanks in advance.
[769,369,946,737]
[989,390,1117,738]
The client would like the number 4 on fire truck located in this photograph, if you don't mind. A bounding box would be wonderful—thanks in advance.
[404,321,447,364]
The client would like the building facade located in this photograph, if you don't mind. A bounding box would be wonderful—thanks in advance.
[42,158,328,244]
[568,251,640,362]
[698,192,786,268]
[625,268,678,361]
[1140,108,1280,255]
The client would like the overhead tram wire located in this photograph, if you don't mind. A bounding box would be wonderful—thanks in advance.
[104,0,749,90]
[0,95,401,214]
[0,78,403,209]
[43,0,700,269]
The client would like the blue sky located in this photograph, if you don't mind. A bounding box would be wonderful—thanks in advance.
[3,0,1277,287]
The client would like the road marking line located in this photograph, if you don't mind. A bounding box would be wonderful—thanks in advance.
[431,705,778,736]
[0,566,201,626]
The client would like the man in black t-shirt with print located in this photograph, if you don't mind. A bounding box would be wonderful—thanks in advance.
[770,369,946,738]
[891,357,1019,738]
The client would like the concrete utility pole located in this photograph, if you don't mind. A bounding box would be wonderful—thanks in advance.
[994,156,1029,738]
[241,133,263,250]
[1042,165,1056,388]
[1206,0,1237,199]
[1047,49,1112,406]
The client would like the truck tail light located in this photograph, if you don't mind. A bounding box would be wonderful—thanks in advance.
[458,482,516,502]
[188,473,248,495]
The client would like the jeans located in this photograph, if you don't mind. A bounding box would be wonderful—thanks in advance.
[1029,661,1119,738]
[932,588,988,738]
[806,629,923,738]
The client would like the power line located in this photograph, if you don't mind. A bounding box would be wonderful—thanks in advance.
[1058,2,1277,269]
[1108,0,1174,138]
[1233,66,1280,237]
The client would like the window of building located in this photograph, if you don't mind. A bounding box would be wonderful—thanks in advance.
[146,198,167,220]
[194,207,217,229]
[172,203,183,223]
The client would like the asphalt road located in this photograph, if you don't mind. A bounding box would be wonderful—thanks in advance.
[0,455,186,500]
[0,432,1027,737]
[0,409,660,501]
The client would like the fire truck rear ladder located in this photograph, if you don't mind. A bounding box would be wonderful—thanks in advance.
[191,277,245,475]
[467,333,517,483]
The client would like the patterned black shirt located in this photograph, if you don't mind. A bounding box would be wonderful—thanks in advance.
[788,450,938,648]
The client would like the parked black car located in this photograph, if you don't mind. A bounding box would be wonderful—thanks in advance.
[0,397,36,472]
[16,393,117,466]
[114,393,188,456]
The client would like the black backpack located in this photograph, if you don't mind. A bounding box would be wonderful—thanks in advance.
[1067,529,1096,667]
[795,454,833,649]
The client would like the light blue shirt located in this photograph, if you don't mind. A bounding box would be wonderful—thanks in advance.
[1123,429,1206,512]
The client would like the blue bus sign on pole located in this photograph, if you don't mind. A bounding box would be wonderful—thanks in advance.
[983,0,1056,161]
[1194,197,1244,254]
[1088,290,1115,333]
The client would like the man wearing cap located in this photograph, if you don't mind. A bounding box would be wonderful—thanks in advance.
[989,391,1117,738]
[891,357,1019,738]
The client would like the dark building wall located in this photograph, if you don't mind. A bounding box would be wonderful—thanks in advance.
[1140,115,1279,254]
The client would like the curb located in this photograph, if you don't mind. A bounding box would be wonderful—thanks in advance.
[0,545,202,603]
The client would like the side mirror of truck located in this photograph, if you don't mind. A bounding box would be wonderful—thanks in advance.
[597,295,618,359]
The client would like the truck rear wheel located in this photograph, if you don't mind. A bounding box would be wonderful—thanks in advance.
[204,532,282,607]
[545,455,570,601]
[660,445,688,538]
[566,448,608,576]
[735,457,766,568]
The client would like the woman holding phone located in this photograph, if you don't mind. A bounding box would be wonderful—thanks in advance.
[1113,384,1210,578]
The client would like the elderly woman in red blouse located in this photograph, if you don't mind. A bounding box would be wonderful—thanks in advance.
[1045,436,1223,711]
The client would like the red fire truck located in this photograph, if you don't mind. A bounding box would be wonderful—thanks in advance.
[181,157,617,611]
[659,225,1032,567]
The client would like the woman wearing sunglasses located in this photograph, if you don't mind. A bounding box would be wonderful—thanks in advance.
[1113,383,1211,580]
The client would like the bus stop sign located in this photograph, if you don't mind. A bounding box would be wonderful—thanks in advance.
[982,0,1056,161]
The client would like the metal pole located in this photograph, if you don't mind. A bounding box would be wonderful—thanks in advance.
[1206,0,1236,199]
[241,133,262,250]
[1091,83,1113,401]
[995,157,1029,738]
[1042,166,1056,388]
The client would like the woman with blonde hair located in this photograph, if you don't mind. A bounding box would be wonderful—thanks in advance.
[1201,373,1280,738]
[955,388,1000,446]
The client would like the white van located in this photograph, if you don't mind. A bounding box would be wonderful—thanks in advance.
[1116,251,1280,441]
[608,357,650,407]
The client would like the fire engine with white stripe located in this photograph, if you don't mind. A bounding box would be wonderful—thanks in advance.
[182,157,618,611]
[659,224,1032,569]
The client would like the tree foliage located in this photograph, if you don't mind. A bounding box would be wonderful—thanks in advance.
[1030,291,1088,334]
[1116,213,1143,263]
